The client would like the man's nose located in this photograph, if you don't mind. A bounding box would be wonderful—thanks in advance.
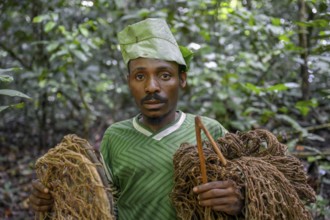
[145,77,160,93]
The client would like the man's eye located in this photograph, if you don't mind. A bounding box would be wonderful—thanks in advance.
[135,74,144,80]
[160,73,171,80]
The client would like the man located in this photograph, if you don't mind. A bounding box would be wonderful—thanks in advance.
[29,18,243,219]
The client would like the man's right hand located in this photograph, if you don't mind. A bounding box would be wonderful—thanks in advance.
[29,179,54,212]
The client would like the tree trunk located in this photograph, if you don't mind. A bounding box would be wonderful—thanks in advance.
[298,0,310,100]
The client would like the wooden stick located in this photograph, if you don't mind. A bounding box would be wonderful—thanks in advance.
[195,116,208,184]
[195,116,227,167]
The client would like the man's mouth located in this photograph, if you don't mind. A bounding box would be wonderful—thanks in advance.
[142,99,164,109]
[143,99,162,104]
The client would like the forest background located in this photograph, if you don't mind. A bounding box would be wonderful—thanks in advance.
[0,0,329,219]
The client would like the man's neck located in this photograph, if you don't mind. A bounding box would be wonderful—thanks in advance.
[140,111,179,132]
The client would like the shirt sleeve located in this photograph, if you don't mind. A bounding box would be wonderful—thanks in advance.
[100,129,120,218]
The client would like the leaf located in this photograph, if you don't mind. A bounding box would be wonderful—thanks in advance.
[49,49,68,61]
[295,105,310,116]
[0,89,31,99]
[245,83,261,94]
[72,50,88,62]
[295,99,318,116]
[14,102,26,109]
[179,46,194,71]
[0,106,9,112]
[230,120,247,131]
[296,19,329,28]
[32,14,49,23]
[271,17,281,26]
[278,106,288,113]
[81,43,90,53]
[58,25,67,35]
[0,75,14,83]
[307,155,323,163]
[306,133,325,142]
[212,102,226,115]
[44,21,56,33]
[50,12,59,21]
[0,102,27,112]
[0,68,22,74]
[79,25,89,37]
[275,114,308,137]
[138,8,150,18]
[46,42,60,52]
[267,24,283,35]
[242,107,261,116]
[279,34,290,42]
[266,83,288,92]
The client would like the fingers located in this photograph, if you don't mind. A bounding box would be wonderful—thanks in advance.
[197,188,236,201]
[31,180,52,200]
[193,180,243,215]
[29,194,54,212]
[29,179,54,212]
[32,179,49,194]
[198,195,237,206]
[193,180,235,194]
[197,190,243,215]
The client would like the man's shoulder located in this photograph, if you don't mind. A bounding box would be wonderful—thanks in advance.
[103,118,134,135]
[184,112,221,125]
[183,112,227,136]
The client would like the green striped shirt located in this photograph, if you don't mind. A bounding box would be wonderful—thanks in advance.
[100,111,226,220]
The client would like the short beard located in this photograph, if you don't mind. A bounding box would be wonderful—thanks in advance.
[143,109,174,126]
[144,115,164,125]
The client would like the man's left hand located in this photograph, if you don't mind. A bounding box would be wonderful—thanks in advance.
[193,180,243,216]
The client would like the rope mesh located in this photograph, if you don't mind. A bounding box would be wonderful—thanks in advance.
[171,129,315,220]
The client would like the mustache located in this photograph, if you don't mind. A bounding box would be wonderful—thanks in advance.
[141,93,167,104]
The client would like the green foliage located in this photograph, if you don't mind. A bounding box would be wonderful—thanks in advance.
[308,195,330,219]
[0,0,329,147]
[306,153,330,218]
[0,68,31,112]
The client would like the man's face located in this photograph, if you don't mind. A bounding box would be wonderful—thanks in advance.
[128,58,187,121]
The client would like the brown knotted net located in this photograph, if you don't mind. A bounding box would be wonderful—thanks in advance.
[171,127,316,220]
[35,134,114,220]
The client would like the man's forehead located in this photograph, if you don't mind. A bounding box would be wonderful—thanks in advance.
[129,58,178,68]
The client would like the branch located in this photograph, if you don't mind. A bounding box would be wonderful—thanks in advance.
[306,123,330,131]
[291,150,330,159]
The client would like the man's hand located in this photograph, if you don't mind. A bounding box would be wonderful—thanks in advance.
[29,179,54,212]
[193,180,243,216]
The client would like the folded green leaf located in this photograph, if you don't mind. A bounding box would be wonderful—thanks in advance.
[0,89,31,99]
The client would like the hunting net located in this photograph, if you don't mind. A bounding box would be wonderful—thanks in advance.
[171,129,316,220]
[35,134,114,220]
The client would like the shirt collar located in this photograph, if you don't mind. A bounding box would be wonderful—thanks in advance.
[132,111,186,141]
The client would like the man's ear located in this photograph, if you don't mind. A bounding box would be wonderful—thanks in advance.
[126,73,130,83]
[179,72,187,88]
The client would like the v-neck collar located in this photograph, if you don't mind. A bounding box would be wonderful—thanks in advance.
[132,111,186,141]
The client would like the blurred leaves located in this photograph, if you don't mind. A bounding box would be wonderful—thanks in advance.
[0,0,328,145]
